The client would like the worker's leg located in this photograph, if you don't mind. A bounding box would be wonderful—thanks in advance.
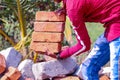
[74,34,110,80]
[109,37,120,80]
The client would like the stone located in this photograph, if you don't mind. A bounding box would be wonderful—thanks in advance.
[18,59,35,80]
[0,47,22,68]
[32,57,78,80]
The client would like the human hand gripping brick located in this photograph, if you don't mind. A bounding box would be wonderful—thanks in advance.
[30,11,66,56]
[45,46,69,59]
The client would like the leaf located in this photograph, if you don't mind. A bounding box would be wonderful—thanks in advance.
[64,16,72,44]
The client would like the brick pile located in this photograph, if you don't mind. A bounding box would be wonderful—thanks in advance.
[29,11,110,80]
[30,11,65,54]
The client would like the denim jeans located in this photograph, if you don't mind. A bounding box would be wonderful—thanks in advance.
[74,34,120,80]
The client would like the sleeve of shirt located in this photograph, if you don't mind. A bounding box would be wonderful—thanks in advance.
[60,9,91,58]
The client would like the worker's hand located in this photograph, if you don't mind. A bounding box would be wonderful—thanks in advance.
[55,8,66,16]
[45,46,69,59]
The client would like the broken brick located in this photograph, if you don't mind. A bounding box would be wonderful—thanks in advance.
[54,76,80,80]
[35,11,66,22]
[34,22,65,32]
[1,75,9,80]
[99,75,110,80]
[32,31,64,42]
[25,78,32,80]
[4,67,21,80]
[0,54,6,74]
[30,42,62,53]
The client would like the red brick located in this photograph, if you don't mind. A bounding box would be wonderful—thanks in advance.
[4,67,21,80]
[35,11,66,22]
[30,42,62,53]
[99,75,110,80]
[0,54,6,74]
[32,31,64,42]
[34,22,65,32]
[1,75,9,80]
[54,76,80,80]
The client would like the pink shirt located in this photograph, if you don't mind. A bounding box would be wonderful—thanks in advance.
[60,0,120,58]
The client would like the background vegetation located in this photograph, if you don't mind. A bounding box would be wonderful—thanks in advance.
[0,0,105,63]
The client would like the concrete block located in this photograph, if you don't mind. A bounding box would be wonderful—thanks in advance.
[34,22,65,32]
[32,31,64,42]
[18,59,35,80]
[0,47,22,68]
[35,11,66,22]
[32,57,78,80]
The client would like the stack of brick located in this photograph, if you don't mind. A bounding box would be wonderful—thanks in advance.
[29,11,81,80]
[30,11,65,54]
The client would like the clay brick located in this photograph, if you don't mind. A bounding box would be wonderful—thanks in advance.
[30,42,62,53]
[99,75,110,80]
[1,75,9,80]
[32,31,64,42]
[0,54,6,74]
[4,67,21,80]
[34,22,65,32]
[54,76,80,80]
[35,11,66,22]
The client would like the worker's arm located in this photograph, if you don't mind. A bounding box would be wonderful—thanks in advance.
[59,9,91,58]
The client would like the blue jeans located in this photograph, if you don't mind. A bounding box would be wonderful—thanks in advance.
[74,34,120,80]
